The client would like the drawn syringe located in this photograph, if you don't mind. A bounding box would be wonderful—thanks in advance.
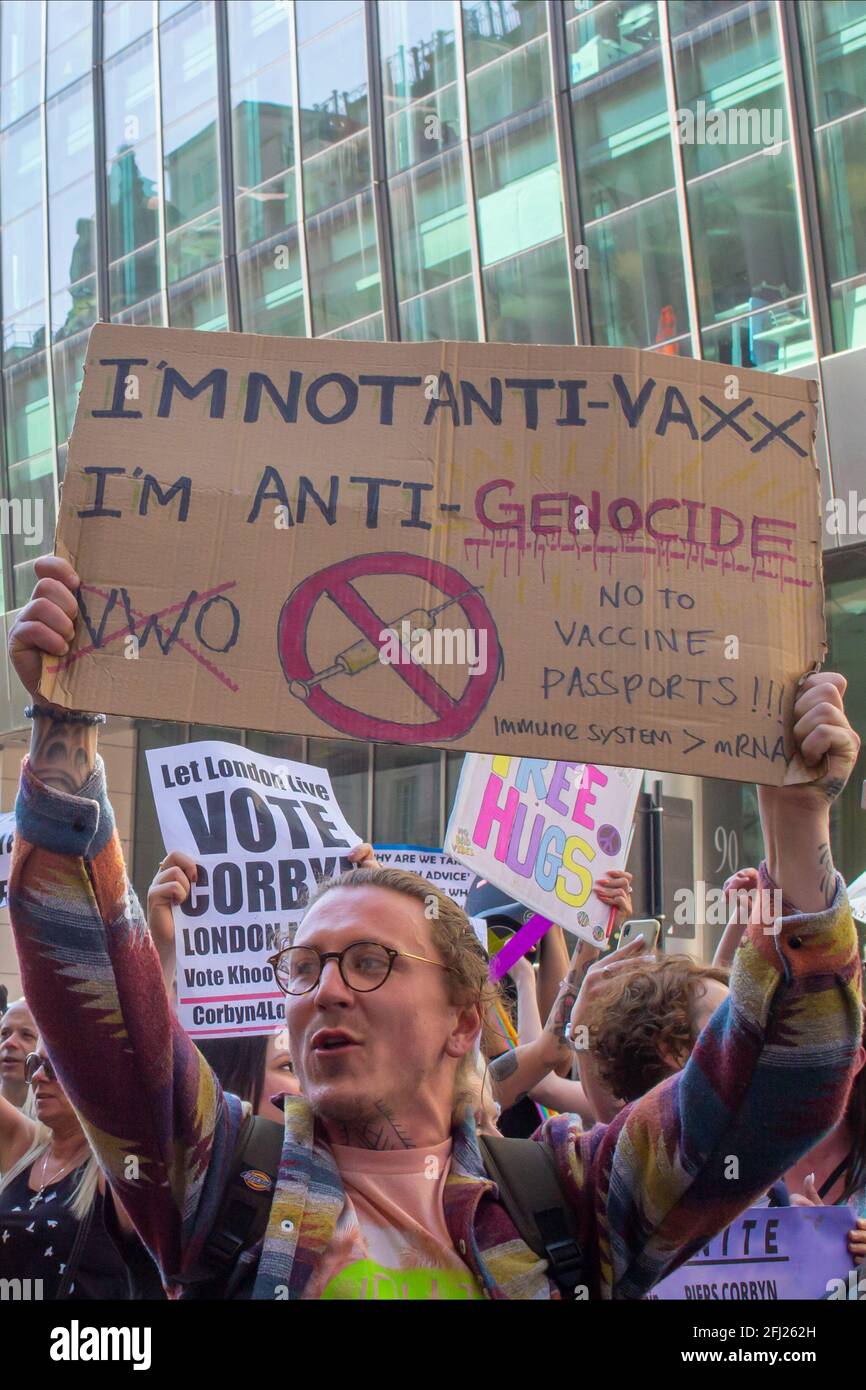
[289,587,483,700]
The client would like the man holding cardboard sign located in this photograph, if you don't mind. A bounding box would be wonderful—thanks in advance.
[39,325,826,788]
[6,556,862,1300]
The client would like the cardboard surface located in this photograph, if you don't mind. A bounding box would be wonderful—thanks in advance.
[47,325,825,784]
[445,756,642,946]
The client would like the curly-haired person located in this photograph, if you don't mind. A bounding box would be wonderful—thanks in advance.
[576,948,866,1271]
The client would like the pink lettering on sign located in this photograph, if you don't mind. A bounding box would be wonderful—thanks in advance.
[572,765,608,829]
[472,774,519,859]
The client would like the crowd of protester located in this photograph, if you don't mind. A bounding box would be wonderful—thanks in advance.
[0,555,863,1300]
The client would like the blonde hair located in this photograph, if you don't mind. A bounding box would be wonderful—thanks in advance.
[0,1130,99,1222]
[299,866,505,1126]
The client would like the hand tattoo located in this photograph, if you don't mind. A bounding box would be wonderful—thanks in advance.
[30,712,97,794]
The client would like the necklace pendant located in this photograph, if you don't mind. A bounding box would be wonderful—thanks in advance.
[29,1192,43,1209]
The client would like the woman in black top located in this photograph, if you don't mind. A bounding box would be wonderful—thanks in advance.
[0,1045,136,1299]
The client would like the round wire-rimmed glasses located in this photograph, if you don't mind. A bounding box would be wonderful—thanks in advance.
[267,940,455,996]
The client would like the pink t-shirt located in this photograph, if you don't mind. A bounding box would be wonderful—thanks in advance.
[303,1138,485,1301]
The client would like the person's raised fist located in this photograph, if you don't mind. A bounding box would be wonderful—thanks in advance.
[7,556,80,700]
[791,671,860,806]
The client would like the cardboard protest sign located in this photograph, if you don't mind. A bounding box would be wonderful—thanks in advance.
[647,1206,855,1301]
[444,756,642,947]
[47,325,824,784]
[145,740,361,1037]
[0,810,14,909]
[372,845,473,908]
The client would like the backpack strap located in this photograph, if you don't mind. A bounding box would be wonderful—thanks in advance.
[180,1113,284,1295]
[478,1133,584,1297]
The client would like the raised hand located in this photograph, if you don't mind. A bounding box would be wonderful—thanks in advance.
[8,556,80,700]
[595,868,634,932]
[147,851,197,989]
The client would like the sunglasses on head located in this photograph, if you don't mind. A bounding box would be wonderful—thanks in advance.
[24,1052,56,1085]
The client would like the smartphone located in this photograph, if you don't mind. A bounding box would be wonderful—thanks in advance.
[619,918,661,950]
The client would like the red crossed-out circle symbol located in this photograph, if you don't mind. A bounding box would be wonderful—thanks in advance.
[277,553,501,743]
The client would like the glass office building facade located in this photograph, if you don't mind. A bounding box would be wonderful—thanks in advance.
[0,1,864,958]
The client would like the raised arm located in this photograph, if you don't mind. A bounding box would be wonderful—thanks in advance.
[0,1091,40,1174]
[539,673,863,1299]
[490,937,624,1123]
[6,557,245,1284]
[712,867,759,969]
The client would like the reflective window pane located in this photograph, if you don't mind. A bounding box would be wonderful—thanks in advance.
[238,232,306,336]
[4,354,51,467]
[108,140,160,259]
[390,149,472,300]
[385,81,461,174]
[163,105,220,231]
[228,1,293,81]
[566,1,673,221]
[49,180,97,300]
[1,0,42,128]
[800,2,866,353]
[307,192,382,334]
[379,0,457,113]
[105,34,161,314]
[231,67,294,202]
[320,312,385,341]
[51,273,97,340]
[104,0,154,60]
[166,208,223,281]
[461,0,547,73]
[105,34,158,152]
[160,5,221,273]
[472,106,563,266]
[160,2,218,127]
[483,238,574,344]
[0,111,42,222]
[303,129,371,217]
[799,0,866,125]
[586,193,689,350]
[296,0,362,45]
[110,240,162,314]
[298,5,369,214]
[167,265,228,329]
[1,208,45,323]
[399,275,479,341]
[688,146,809,336]
[47,0,92,98]
[671,2,788,181]
[702,295,815,373]
[113,290,165,326]
[236,169,297,249]
[47,78,95,196]
[47,77,97,346]
[816,110,866,287]
[467,33,551,135]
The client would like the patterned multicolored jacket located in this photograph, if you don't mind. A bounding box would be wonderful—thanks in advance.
[9,757,863,1299]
